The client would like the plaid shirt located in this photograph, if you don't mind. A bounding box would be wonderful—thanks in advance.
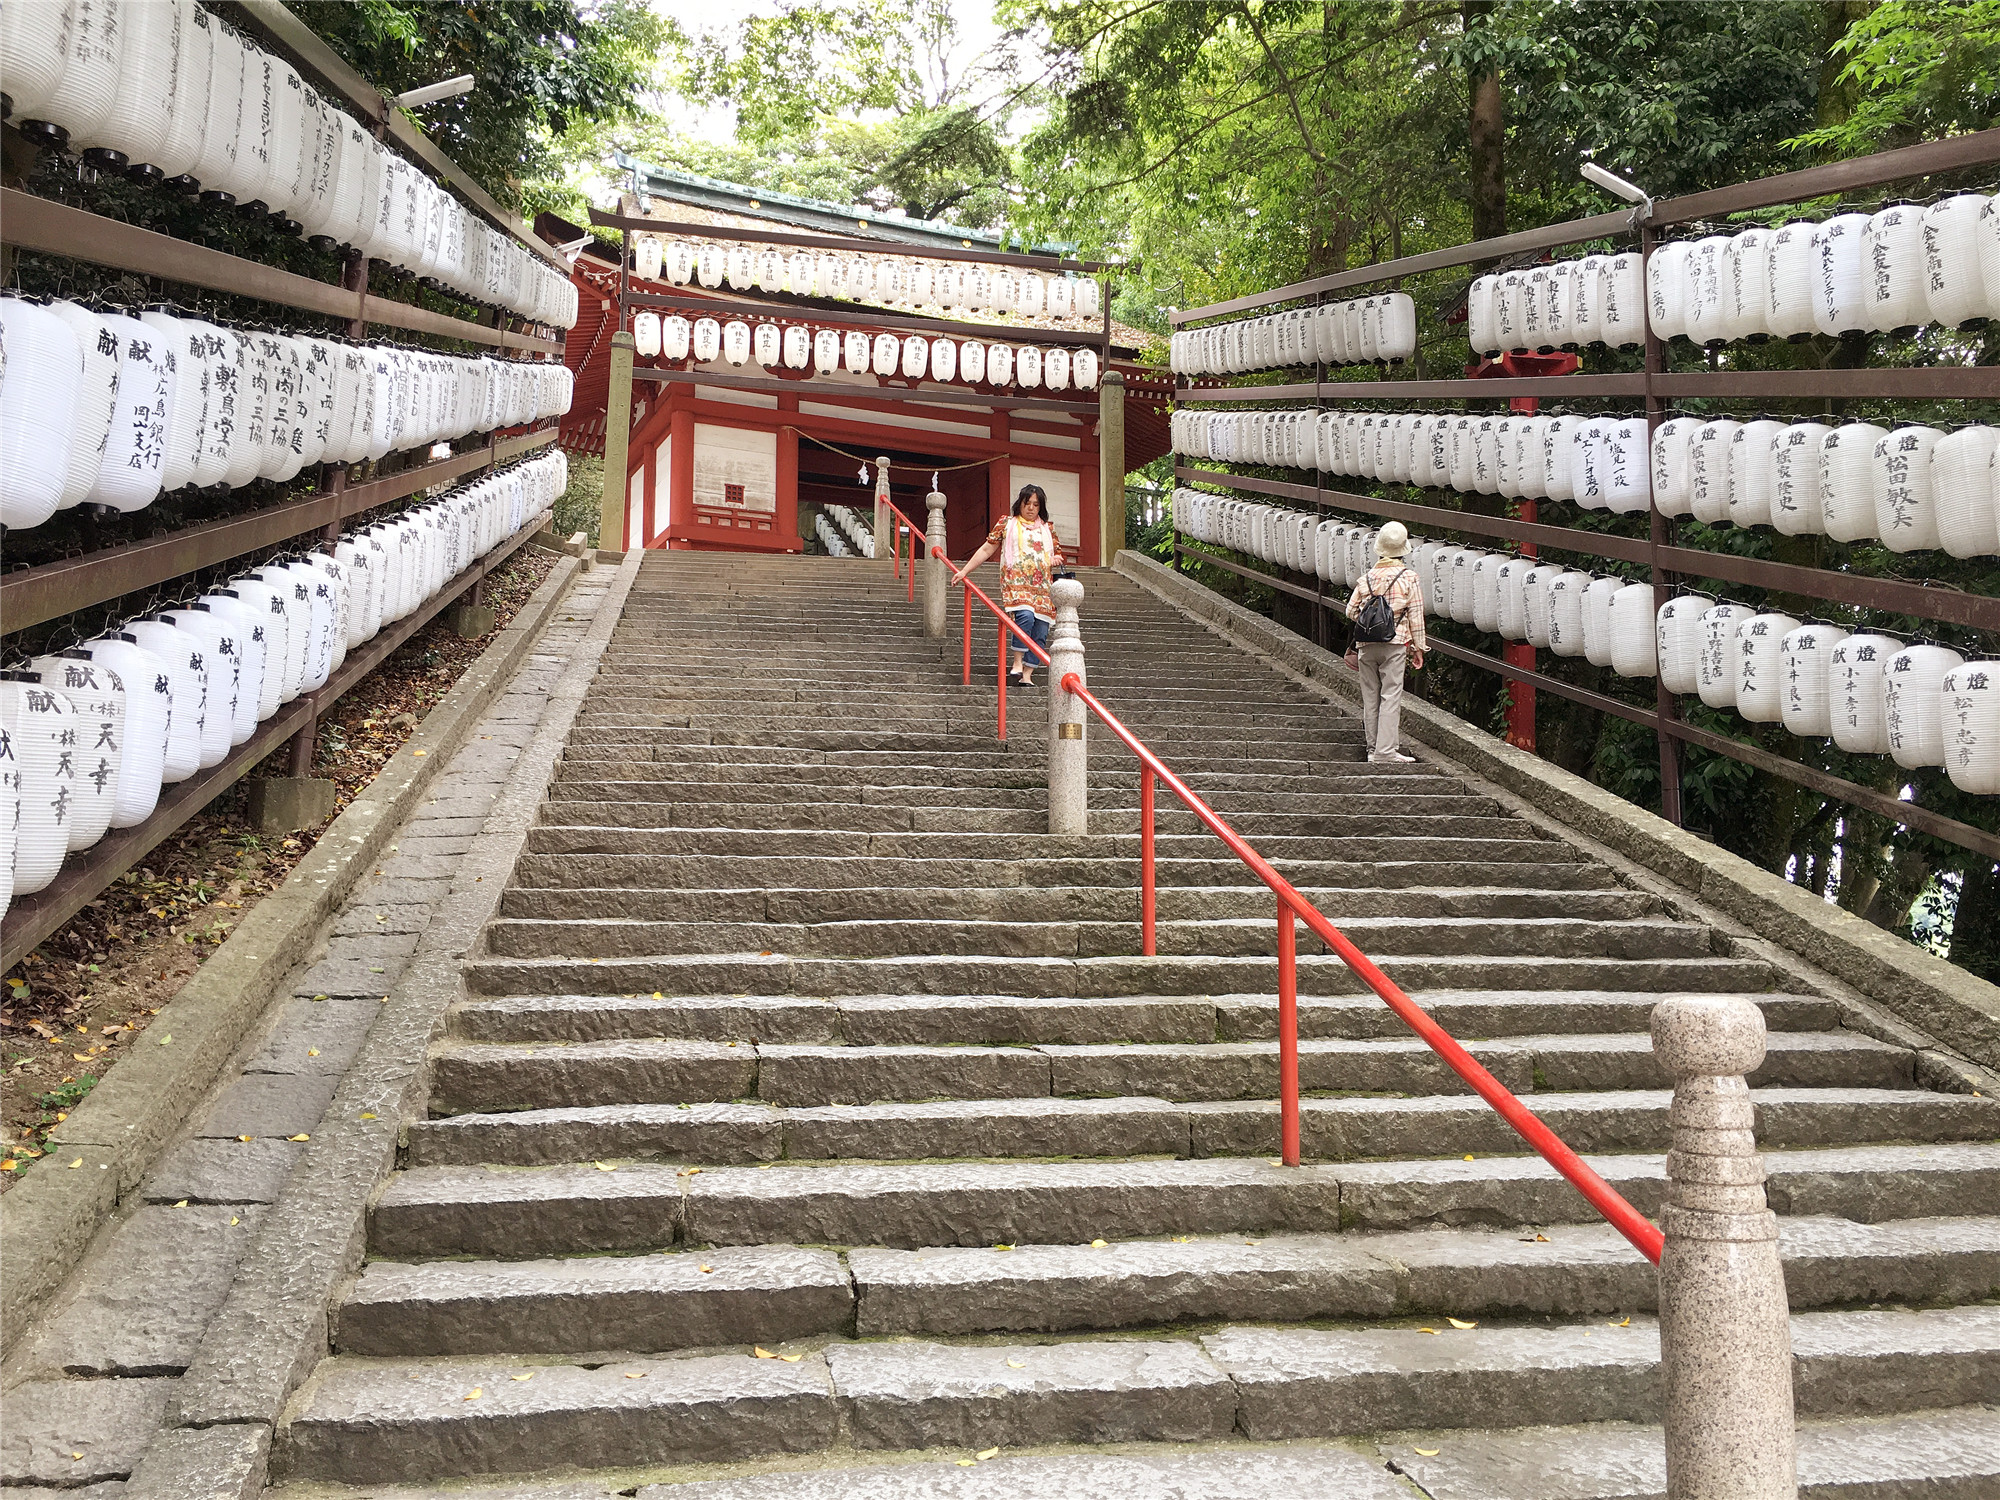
[1344,560,1427,650]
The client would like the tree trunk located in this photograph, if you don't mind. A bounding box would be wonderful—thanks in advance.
[1948,862,2000,981]
[1815,1,1875,144]
[1464,0,1506,242]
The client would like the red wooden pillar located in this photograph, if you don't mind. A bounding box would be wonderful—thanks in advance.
[666,402,695,545]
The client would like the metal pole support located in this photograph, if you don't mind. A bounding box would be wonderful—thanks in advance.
[923,490,948,637]
[1652,994,1797,1500]
[1047,575,1088,835]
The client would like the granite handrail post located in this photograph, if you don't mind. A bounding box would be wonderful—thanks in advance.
[1652,993,1798,1499]
[1047,575,1087,835]
[923,489,948,637]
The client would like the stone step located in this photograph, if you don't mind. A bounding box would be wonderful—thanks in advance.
[506,854,1623,895]
[274,1306,1999,1485]
[373,1139,2000,1256]
[478,914,1715,963]
[332,1215,2000,1357]
[1381,1406,2000,1500]
[494,883,1666,927]
[534,802,1540,845]
[548,763,1471,798]
[454,988,1827,1049]
[461,951,1783,1001]
[518,827,1571,866]
[423,1031,1906,1117]
[403,1089,1999,1180]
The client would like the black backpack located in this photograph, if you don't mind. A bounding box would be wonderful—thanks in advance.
[1352,567,1412,644]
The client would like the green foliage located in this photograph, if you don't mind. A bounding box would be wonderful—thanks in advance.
[298,0,673,209]
[1786,0,2000,155]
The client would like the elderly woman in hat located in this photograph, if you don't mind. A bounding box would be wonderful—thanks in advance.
[1343,521,1426,764]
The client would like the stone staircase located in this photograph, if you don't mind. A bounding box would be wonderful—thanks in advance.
[271,553,2000,1498]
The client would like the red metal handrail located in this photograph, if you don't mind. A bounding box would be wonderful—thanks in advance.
[860,495,1665,1265]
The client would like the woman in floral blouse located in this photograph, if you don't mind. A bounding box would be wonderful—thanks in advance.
[951,484,1064,686]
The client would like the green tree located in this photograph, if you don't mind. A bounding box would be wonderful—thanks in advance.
[299,0,673,209]
[1787,0,2000,156]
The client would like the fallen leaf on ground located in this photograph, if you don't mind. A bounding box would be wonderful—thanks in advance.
[174,1199,187,1207]
[594,1161,616,1172]
[237,1135,253,1143]
[1417,1327,1438,1335]
[1610,1316,1631,1327]
[699,1265,714,1273]
[288,1134,310,1142]
[463,1388,482,1401]
[1090,1238,1107,1248]
[1447,1317,1476,1330]
[359,1113,377,1120]
[993,1243,1013,1252]
[977,1448,999,1460]
[623,1372,645,1379]
[67,1158,81,1169]
[955,1460,975,1467]
[510,1372,533,1381]
[1413,1447,1440,1457]
[753,1347,780,1359]
[1005,1359,1025,1369]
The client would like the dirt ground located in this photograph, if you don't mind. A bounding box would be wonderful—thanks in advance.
[0,547,558,1185]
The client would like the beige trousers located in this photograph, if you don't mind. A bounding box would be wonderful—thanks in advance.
[1355,641,1406,755]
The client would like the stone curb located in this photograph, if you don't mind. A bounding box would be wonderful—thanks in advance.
[138,552,643,1496]
[1111,549,2000,1072]
[0,552,586,1360]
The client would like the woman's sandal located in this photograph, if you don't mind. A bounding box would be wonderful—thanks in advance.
[1007,672,1026,687]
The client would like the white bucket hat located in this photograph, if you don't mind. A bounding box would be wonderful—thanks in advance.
[1376,520,1410,558]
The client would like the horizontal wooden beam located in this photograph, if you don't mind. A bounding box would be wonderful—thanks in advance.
[1172,540,2000,862]
[633,363,1103,416]
[0,429,557,634]
[1172,465,2000,633]
[622,287,1111,351]
[1176,127,2000,321]
[590,207,1107,273]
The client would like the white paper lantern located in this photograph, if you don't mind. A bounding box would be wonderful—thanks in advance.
[1861,204,1927,335]
[1568,256,1606,347]
[1647,241,1693,343]
[986,343,1014,387]
[1587,255,1640,347]
[896,334,927,380]
[1493,556,1530,640]
[1466,275,1499,356]
[24,658,116,853]
[1933,425,1998,559]
[749,323,780,369]
[725,245,753,291]
[1468,552,1502,632]
[1606,582,1657,678]
[783,325,811,370]
[1684,236,1731,346]
[722,320,751,366]
[25,0,121,150]
[1778,623,1850,739]
[1571,418,1613,512]
[1818,421,1888,542]
[812,328,840,372]
[1697,603,1755,709]
[1017,344,1045,389]
[862,331,893,377]
[1579,575,1621,667]
[0,297,83,530]
[1519,565,1556,648]
[634,235,663,281]
[1921,195,1993,330]
[0,0,74,121]
[1871,424,1945,552]
[1450,550,1482,624]
[1,676,75,895]
[683,318,716,363]
[80,638,170,826]
[121,618,204,780]
[1886,644,1966,768]
[1735,612,1801,723]
[1939,663,2000,794]
[1655,593,1712,694]
[631,311,661,358]
[43,300,119,513]
[1544,571,1590,658]
[1721,228,1772,342]
[158,608,236,767]
[1728,419,1785,528]
[1044,346,1072,391]
[694,244,724,290]
[1813,214,1872,336]
[1771,422,1832,537]
[837,329,867,374]
[1651,416,1697,519]
[959,340,986,385]
[1764,221,1819,340]
[1829,633,1896,754]
[1540,414,1580,503]
[1689,418,1742,524]
[1073,347,1100,390]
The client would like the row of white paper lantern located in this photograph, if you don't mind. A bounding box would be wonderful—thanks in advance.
[0,0,576,329]
[1167,294,1419,376]
[1171,404,2000,557]
[1170,487,1997,792]
[1467,255,1649,357]
[0,296,573,531]
[631,313,1102,391]
[631,236,1103,323]
[0,449,566,917]
[813,513,853,557]
[823,503,875,557]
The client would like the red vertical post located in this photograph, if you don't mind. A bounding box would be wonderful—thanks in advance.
[996,618,1008,741]
[1276,894,1301,1167]
[893,517,902,579]
[1140,767,1156,956]
[907,524,916,602]
[961,584,972,684]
